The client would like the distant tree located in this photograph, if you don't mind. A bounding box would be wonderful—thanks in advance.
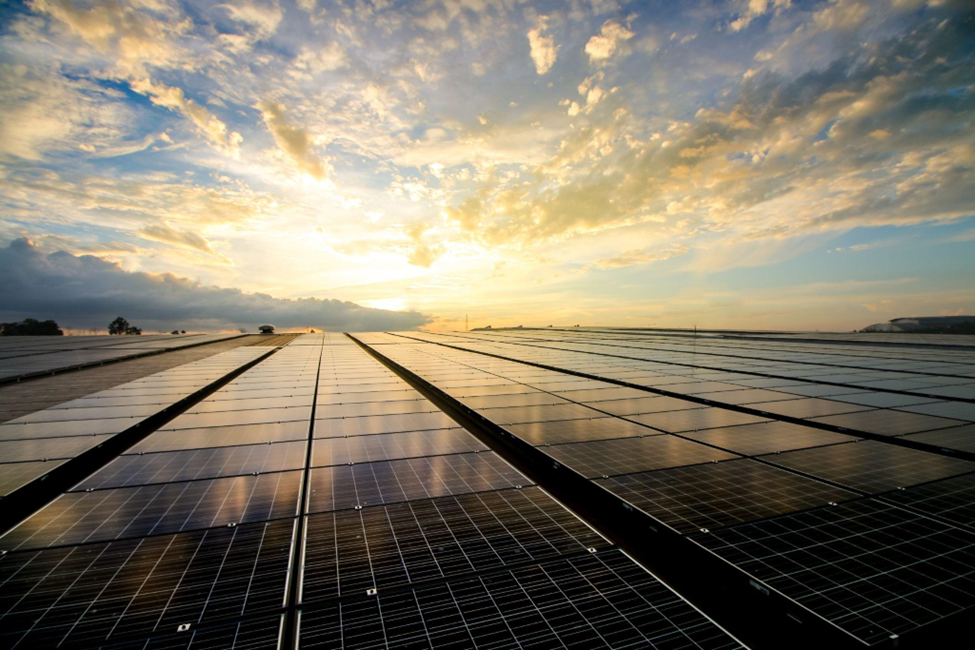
[108,317,142,335]
[108,317,128,335]
[0,318,64,336]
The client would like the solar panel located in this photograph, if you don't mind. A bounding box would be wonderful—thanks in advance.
[457,391,569,409]
[299,550,743,649]
[310,427,486,466]
[131,421,309,453]
[312,411,461,437]
[680,421,854,456]
[0,460,66,497]
[748,397,873,419]
[72,441,309,489]
[371,329,975,645]
[598,459,857,533]
[903,424,975,453]
[92,614,285,649]
[542,434,738,478]
[1,471,303,551]
[691,498,975,644]
[628,407,767,434]
[0,434,116,462]
[301,486,608,601]
[810,409,966,436]
[765,441,975,493]
[5,327,974,647]
[0,519,292,647]
[899,401,975,422]
[505,417,650,445]
[315,398,440,419]
[307,452,530,513]
[475,402,610,425]
[881,473,975,528]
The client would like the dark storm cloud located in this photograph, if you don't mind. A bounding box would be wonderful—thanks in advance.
[0,238,430,331]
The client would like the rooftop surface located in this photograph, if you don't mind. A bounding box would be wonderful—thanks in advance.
[1,328,973,648]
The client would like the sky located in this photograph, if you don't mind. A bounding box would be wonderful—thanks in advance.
[0,0,973,332]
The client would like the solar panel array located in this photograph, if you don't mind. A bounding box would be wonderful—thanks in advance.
[0,347,268,499]
[362,328,975,646]
[0,333,741,649]
[0,334,242,383]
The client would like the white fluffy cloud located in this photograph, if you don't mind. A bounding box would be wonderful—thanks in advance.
[258,101,330,180]
[584,19,634,63]
[527,18,559,75]
[130,78,243,158]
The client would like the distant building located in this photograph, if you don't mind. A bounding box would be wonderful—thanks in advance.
[862,315,975,333]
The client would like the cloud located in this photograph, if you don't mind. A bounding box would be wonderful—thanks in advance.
[728,0,791,33]
[258,100,330,180]
[220,0,284,52]
[585,18,634,63]
[0,238,430,331]
[441,12,975,259]
[138,224,233,265]
[29,0,189,74]
[591,244,689,269]
[291,42,348,76]
[527,18,559,75]
[0,63,132,161]
[130,78,242,158]
[405,222,444,268]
